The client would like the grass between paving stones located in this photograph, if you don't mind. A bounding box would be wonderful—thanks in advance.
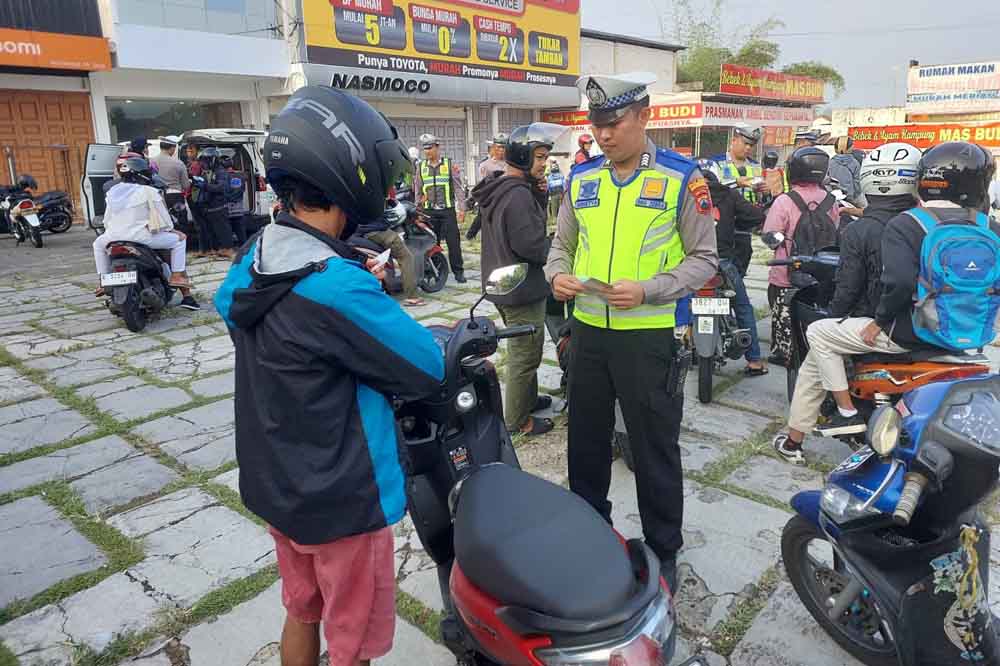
[709,564,783,656]
[0,642,16,666]
[397,589,444,643]
[0,481,144,625]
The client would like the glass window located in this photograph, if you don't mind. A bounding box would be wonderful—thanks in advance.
[117,0,274,36]
[107,99,245,143]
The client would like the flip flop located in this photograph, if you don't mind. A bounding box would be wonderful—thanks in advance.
[744,365,769,377]
[404,298,426,307]
[519,416,555,436]
[532,395,553,412]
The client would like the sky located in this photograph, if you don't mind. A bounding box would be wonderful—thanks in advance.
[580,0,1000,109]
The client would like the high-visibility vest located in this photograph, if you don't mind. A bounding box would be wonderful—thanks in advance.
[717,159,763,204]
[569,152,689,330]
[419,158,453,209]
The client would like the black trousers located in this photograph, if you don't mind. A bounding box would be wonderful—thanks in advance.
[164,193,187,230]
[203,206,234,250]
[189,203,215,252]
[567,320,685,561]
[427,208,463,273]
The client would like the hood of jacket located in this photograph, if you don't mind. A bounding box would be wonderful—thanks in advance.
[227,213,361,330]
[472,170,535,213]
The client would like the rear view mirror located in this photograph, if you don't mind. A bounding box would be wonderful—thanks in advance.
[485,264,528,297]
[761,231,785,250]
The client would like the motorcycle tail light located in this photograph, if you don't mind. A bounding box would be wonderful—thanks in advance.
[696,288,717,297]
[110,245,139,257]
[610,635,662,666]
[17,200,35,210]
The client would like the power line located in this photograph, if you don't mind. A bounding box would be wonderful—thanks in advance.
[770,19,1000,37]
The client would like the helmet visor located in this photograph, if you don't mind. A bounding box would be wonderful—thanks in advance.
[519,122,568,148]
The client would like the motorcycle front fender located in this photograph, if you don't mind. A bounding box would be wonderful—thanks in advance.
[790,490,822,528]
[692,316,720,358]
[24,214,41,228]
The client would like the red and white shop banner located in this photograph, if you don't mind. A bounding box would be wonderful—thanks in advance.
[543,101,812,129]
[848,123,1000,150]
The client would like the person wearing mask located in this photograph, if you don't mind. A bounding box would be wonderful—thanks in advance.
[192,147,236,259]
[93,155,199,310]
[478,133,508,182]
[414,135,467,283]
[574,133,594,165]
[151,136,190,228]
[545,72,718,589]
[220,154,248,246]
[214,86,443,666]
[762,147,842,367]
[772,143,921,463]
[827,136,866,208]
[475,123,564,437]
[699,159,767,375]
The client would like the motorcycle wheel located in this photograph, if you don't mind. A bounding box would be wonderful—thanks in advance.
[11,221,25,243]
[782,516,898,666]
[420,252,449,293]
[29,227,43,248]
[697,356,713,404]
[613,430,634,472]
[121,286,147,333]
[48,214,72,233]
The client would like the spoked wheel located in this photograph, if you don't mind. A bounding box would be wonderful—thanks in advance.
[420,252,449,293]
[29,227,43,248]
[782,516,898,666]
[697,355,713,404]
[11,221,26,243]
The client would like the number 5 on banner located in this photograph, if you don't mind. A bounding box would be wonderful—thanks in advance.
[365,14,380,46]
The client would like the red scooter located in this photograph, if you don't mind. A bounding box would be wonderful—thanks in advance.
[400,264,706,666]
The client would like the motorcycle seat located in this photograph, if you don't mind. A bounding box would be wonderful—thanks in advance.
[37,191,69,203]
[855,349,990,366]
[453,464,635,622]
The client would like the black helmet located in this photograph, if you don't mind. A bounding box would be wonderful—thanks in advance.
[733,126,761,144]
[787,147,830,185]
[130,137,148,154]
[17,175,37,190]
[763,150,780,169]
[198,146,221,167]
[917,142,995,210]
[505,122,565,172]
[264,86,410,227]
[117,156,154,185]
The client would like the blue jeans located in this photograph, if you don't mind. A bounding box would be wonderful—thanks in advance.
[720,259,761,362]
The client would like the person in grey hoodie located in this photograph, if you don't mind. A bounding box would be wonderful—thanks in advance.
[828,136,866,208]
[473,123,564,436]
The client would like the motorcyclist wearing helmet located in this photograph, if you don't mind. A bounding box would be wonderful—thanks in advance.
[92,155,198,307]
[129,137,149,157]
[772,143,922,464]
[473,122,565,437]
[214,86,443,666]
[762,147,841,370]
[478,133,509,182]
[574,133,594,164]
[712,125,764,205]
[355,199,424,307]
[191,146,235,258]
[698,159,767,375]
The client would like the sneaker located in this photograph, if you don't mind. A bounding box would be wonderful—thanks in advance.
[773,432,806,465]
[814,412,867,437]
[179,295,201,311]
[454,271,467,284]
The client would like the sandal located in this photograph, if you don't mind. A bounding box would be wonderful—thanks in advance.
[532,395,553,412]
[517,416,555,437]
[94,287,106,297]
[744,365,769,377]
[404,298,427,307]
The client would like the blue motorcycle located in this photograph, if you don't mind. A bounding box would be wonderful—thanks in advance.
[783,374,1000,665]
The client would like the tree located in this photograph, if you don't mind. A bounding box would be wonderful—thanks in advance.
[782,62,846,96]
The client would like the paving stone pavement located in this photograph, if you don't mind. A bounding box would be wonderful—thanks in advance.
[3,244,999,666]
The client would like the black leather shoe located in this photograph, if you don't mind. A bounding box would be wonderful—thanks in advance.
[454,271,467,283]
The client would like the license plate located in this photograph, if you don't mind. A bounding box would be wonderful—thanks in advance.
[697,316,714,334]
[691,297,730,316]
[100,271,137,287]
[24,214,40,228]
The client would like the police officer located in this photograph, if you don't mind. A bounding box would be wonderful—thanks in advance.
[713,125,763,205]
[415,134,467,283]
[793,128,820,148]
[545,72,718,588]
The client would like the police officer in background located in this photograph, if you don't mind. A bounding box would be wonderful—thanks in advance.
[793,128,821,149]
[415,134,467,283]
[545,72,718,588]
[713,125,764,205]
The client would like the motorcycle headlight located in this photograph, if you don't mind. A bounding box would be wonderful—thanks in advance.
[534,593,673,665]
[455,390,477,413]
[867,406,900,457]
[821,485,881,524]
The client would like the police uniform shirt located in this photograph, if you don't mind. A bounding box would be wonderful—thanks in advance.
[414,158,466,212]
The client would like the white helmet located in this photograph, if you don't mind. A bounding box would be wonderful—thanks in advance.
[383,199,407,228]
[408,146,419,161]
[860,142,920,197]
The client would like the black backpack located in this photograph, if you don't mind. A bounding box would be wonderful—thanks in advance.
[786,190,838,257]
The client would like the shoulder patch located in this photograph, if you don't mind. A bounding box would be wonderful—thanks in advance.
[569,153,605,178]
[687,176,713,214]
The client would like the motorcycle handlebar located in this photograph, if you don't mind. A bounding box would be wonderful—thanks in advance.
[892,472,928,526]
[767,258,797,267]
[496,325,537,340]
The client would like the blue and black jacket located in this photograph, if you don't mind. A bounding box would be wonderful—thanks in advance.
[215,213,444,545]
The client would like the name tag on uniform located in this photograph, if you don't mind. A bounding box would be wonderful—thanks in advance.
[575,179,601,208]
[636,177,667,209]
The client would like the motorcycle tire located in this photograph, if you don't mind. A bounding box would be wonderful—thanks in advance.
[613,430,634,472]
[121,286,147,333]
[698,356,713,404]
[29,227,43,248]
[48,214,72,233]
[420,252,449,293]
[781,516,898,666]
[11,221,25,243]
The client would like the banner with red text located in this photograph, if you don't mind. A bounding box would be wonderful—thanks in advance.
[719,64,825,104]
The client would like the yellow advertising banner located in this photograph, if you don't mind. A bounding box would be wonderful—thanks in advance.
[303,0,581,88]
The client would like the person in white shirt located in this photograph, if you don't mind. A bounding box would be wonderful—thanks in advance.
[989,176,1000,212]
[93,155,199,309]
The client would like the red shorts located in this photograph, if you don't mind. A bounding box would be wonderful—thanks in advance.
[270,526,396,664]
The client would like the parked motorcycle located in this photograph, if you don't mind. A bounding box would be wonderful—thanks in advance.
[782,373,1000,665]
[403,264,697,666]
[691,271,753,404]
[100,242,176,332]
[763,231,991,448]
[1,190,44,248]
[352,199,449,294]
[35,190,74,233]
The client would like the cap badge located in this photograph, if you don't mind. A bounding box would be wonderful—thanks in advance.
[586,79,608,106]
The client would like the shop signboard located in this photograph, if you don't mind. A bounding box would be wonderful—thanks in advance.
[542,100,813,130]
[0,0,110,71]
[719,64,825,104]
[848,123,1000,150]
[302,0,580,104]
[906,61,1000,114]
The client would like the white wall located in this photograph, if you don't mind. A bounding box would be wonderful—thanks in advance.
[580,37,676,95]
[0,74,89,93]
[831,107,907,136]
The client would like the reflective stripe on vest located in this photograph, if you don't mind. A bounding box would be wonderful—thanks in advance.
[718,160,763,203]
[570,157,687,331]
[420,158,453,209]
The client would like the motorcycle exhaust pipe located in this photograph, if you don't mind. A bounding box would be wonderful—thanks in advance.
[725,329,754,360]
